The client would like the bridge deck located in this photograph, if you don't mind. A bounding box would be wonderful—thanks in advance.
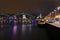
[48,22,60,28]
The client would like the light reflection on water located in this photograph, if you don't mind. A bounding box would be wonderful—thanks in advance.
[0,23,48,40]
[13,24,17,35]
[12,24,17,40]
[22,24,26,32]
[12,24,32,40]
[22,24,32,33]
[27,24,32,32]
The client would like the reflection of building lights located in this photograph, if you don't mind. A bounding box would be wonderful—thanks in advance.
[22,24,26,32]
[12,25,17,40]
[13,25,17,35]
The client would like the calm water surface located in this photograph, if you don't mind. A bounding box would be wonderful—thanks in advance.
[0,24,48,40]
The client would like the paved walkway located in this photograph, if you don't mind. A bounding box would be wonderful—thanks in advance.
[48,22,60,28]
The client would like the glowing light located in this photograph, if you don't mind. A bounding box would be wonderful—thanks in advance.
[12,25,17,40]
[33,19,36,23]
[46,20,48,21]
[54,10,56,12]
[13,25,17,35]
[9,19,14,23]
[22,14,26,19]
[52,11,54,13]
[55,16,59,18]
[39,14,42,18]
[55,15,60,18]
[57,7,60,10]
[37,14,42,18]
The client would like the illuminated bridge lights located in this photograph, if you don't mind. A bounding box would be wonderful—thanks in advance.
[55,15,60,18]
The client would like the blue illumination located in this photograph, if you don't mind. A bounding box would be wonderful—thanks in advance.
[9,19,14,23]
[33,19,36,23]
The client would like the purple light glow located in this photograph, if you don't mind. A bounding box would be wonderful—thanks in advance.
[12,24,17,40]
[13,25,17,35]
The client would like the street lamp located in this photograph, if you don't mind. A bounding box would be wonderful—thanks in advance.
[57,7,60,10]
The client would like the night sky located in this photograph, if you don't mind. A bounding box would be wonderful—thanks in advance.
[0,0,60,17]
